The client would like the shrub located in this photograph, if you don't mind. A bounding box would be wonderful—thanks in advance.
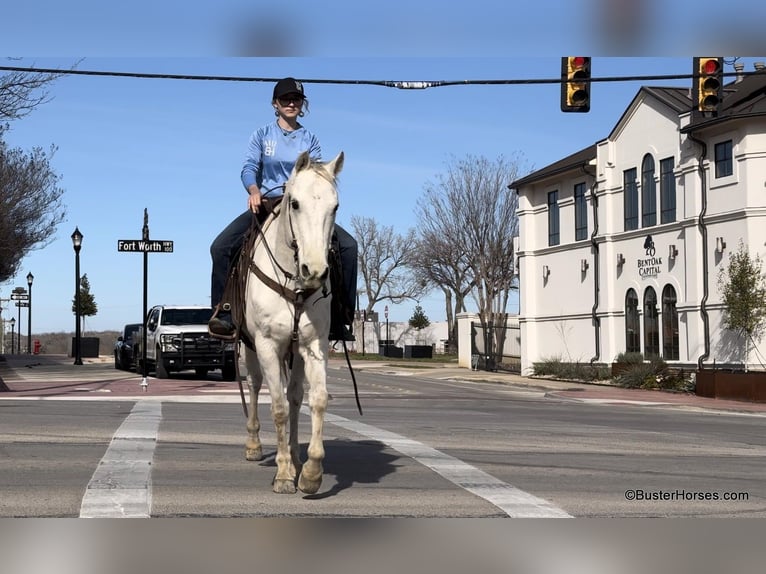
[613,357,693,392]
[532,356,611,382]
[613,351,645,365]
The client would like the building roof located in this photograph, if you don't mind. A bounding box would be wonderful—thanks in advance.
[508,144,596,189]
[510,68,766,189]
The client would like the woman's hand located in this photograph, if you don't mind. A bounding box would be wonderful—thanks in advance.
[248,185,262,213]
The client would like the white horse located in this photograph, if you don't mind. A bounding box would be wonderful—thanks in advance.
[242,150,343,494]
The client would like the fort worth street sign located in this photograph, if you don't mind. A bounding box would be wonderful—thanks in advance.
[117,239,174,253]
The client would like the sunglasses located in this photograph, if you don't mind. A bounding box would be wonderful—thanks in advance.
[278,95,304,105]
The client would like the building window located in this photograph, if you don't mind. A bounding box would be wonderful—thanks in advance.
[641,154,656,227]
[660,157,676,224]
[625,289,640,354]
[643,287,659,358]
[574,182,588,241]
[548,190,560,246]
[662,285,679,360]
[624,168,638,231]
[714,140,733,178]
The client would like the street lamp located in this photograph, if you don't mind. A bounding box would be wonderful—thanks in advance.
[71,227,83,365]
[9,317,15,356]
[26,272,34,355]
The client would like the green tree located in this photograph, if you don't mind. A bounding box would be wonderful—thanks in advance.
[717,241,766,371]
[72,274,98,331]
[408,305,431,331]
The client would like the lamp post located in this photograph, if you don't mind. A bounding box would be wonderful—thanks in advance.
[72,227,83,365]
[10,317,15,356]
[26,272,34,355]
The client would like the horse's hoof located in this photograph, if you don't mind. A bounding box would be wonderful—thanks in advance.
[273,479,297,494]
[298,474,322,495]
[245,447,263,461]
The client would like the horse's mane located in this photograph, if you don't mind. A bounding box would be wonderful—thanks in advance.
[288,158,339,189]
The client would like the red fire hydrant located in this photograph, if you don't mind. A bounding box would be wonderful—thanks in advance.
[33,340,42,355]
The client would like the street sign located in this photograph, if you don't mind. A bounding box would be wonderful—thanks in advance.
[118,239,174,253]
[384,305,389,319]
[15,301,29,307]
[10,293,29,301]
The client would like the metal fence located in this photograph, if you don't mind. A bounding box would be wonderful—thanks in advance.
[470,320,521,373]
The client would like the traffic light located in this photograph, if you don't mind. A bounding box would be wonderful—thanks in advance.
[561,57,591,113]
[693,57,723,114]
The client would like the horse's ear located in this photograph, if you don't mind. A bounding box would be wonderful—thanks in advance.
[295,151,311,173]
[327,151,344,176]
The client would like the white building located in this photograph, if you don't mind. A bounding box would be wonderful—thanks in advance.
[510,64,766,376]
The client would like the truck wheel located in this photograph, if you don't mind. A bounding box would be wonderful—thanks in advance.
[222,363,237,382]
[156,348,170,379]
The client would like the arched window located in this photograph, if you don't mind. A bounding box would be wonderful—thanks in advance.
[643,287,659,357]
[641,154,656,227]
[662,285,679,360]
[625,289,640,354]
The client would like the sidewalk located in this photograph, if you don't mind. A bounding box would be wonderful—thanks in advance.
[3,354,766,414]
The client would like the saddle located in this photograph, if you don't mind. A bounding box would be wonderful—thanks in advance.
[212,198,353,347]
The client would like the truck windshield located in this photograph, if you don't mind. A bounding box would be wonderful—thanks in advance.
[161,308,214,325]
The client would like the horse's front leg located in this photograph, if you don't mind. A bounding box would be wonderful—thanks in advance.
[243,347,263,461]
[297,342,328,495]
[287,353,306,478]
[257,342,296,494]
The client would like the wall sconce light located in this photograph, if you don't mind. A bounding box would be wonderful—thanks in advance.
[542,265,550,280]
[617,253,626,268]
[581,259,589,272]
[668,244,678,259]
[716,237,726,253]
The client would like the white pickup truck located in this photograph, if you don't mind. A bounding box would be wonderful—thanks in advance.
[134,305,237,380]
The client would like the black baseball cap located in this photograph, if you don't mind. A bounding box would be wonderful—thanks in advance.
[273,77,304,100]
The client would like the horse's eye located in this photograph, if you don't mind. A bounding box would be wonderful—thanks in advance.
[333,205,339,214]
[291,200,300,210]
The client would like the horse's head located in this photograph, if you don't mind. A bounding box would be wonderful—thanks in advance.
[284,150,344,290]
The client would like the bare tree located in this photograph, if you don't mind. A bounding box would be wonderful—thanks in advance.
[409,227,473,352]
[351,215,426,314]
[415,153,528,338]
[1,64,68,283]
[0,125,66,283]
[1,63,66,121]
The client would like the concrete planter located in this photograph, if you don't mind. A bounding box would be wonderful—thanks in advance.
[404,345,433,359]
[695,369,766,403]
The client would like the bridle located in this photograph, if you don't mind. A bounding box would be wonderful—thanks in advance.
[249,184,330,359]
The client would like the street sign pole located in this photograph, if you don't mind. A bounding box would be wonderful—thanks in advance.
[117,208,174,391]
[142,209,149,391]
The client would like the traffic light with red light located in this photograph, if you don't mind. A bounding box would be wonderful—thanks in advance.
[693,57,723,114]
[561,57,591,113]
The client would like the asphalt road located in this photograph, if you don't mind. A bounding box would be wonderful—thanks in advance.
[1,357,765,517]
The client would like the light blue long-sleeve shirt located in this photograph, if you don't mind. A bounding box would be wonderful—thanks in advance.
[240,121,322,197]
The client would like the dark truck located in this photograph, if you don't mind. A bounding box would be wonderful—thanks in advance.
[133,305,237,380]
[114,322,142,370]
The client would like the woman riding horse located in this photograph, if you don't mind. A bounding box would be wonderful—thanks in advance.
[208,77,357,340]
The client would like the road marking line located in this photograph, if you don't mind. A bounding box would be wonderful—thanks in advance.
[321,411,572,518]
[79,401,162,518]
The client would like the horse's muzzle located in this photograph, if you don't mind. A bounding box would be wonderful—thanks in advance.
[300,263,329,286]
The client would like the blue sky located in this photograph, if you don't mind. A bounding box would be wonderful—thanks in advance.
[2,57,765,333]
